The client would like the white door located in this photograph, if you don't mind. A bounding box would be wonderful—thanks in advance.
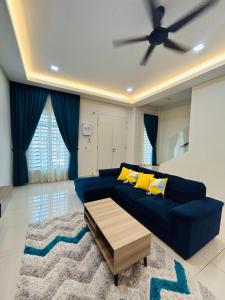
[112,117,127,168]
[97,115,127,170]
[97,115,113,169]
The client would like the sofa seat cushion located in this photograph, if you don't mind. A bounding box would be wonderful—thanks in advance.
[164,174,206,204]
[75,177,101,202]
[114,185,147,205]
[75,176,122,202]
[133,196,179,233]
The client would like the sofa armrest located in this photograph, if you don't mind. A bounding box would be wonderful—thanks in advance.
[170,198,224,220]
[170,198,224,259]
[99,168,120,177]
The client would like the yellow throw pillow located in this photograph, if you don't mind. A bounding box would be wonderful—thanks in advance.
[126,171,140,185]
[117,167,132,181]
[135,173,154,191]
[147,178,168,197]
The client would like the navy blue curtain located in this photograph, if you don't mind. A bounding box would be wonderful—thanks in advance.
[10,82,49,186]
[144,114,159,165]
[50,90,80,180]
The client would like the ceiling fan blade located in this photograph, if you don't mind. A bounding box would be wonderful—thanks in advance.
[167,0,218,33]
[113,36,149,47]
[164,39,190,53]
[143,0,162,28]
[140,45,155,65]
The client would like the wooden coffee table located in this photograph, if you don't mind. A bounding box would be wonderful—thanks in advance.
[84,198,151,286]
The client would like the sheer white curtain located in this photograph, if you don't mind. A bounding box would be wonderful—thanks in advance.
[27,97,69,183]
[143,126,153,165]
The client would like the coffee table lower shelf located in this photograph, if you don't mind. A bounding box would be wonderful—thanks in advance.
[84,200,151,286]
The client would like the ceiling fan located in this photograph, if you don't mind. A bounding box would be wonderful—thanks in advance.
[113,0,218,66]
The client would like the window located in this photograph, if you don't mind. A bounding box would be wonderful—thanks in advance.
[27,97,69,183]
[143,126,153,165]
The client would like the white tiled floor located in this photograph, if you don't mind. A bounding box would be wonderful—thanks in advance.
[0,181,224,300]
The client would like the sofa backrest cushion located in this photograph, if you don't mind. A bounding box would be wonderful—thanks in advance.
[164,174,206,203]
[120,163,139,172]
[137,167,165,179]
[120,165,206,204]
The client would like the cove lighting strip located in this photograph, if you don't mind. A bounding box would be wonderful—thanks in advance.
[6,0,225,104]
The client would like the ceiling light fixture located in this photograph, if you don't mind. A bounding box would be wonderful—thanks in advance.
[50,65,59,72]
[126,87,133,93]
[193,43,205,53]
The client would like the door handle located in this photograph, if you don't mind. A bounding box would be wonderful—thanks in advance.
[112,148,116,152]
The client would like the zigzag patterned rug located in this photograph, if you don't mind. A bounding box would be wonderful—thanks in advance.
[15,212,218,300]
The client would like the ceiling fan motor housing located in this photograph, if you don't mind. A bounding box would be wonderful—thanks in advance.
[149,27,169,45]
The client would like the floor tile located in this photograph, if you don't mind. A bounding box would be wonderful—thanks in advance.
[0,251,23,300]
[0,224,27,257]
[212,248,225,272]
[196,262,225,300]
[182,253,209,276]
[196,238,225,261]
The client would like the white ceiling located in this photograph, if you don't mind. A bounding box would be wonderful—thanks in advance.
[0,0,25,81]
[149,89,192,107]
[2,0,225,105]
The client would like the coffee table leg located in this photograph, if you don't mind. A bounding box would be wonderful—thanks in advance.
[114,274,119,286]
[144,257,147,267]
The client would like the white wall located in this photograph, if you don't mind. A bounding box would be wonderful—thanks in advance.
[129,108,144,166]
[130,106,160,166]
[78,98,133,176]
[159,76,225,201]
[158,100,191,164]
[0,66,11,186]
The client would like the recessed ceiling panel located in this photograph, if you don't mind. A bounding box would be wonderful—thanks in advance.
[5,0,225,102]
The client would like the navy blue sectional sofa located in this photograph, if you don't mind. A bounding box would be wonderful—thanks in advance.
[75,163,224,259]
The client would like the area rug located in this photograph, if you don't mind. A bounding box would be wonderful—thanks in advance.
[15,212,218,300]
